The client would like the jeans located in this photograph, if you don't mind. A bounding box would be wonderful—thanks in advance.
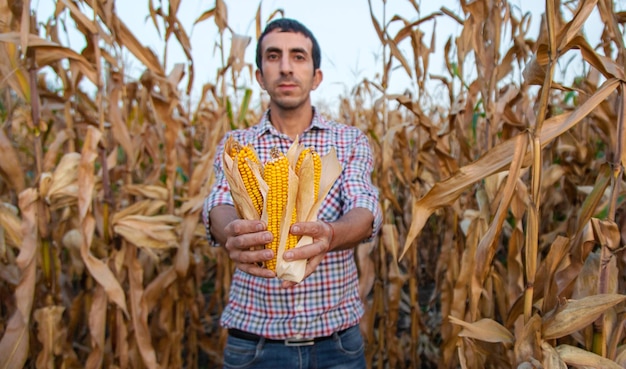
[222,325,366,369]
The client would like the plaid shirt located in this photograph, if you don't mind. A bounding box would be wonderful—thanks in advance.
[202,109,382,339]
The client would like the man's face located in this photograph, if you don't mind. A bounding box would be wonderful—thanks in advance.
[255,30,322,111]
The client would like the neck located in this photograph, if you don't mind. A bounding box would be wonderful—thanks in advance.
[268,104,314,140]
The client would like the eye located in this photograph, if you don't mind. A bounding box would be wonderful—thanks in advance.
[267,52,279,60]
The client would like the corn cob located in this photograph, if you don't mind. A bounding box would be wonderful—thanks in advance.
[235,144,263,217]
[222,137,265,222]
[263,147,298,272]
[295,147,322,201]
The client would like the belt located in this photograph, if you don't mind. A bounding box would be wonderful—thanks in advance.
[228,328,346,347]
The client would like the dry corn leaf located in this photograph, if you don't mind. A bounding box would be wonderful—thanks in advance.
[475,133,528,283]
[80,214,129,316]
[0,126,25,193]
[110,76,137,171]
[34,305,65,369]
[112,200,167,222]
[128,246,161,369]
[188,151,215,198]
[78,126,100,220]
[0,203,22,250]
[123,184,169,201]
[77,128,129,315]
[112,14,164,76]
[556,0,598,51]
[0,32,98,83]
[0,41,30,101]
[144,268,178,312]
[41,129,70,172]
[539,236,571,313]
[591,217,621,252]
[400,77,620,259]
[616,346,626,367]
[0,189,38,369]
[514,314,542,365]
[214,0,228,32]
[61,229,85,276]
[572,251,602,299]
[228,33,252,74]
[541,342,568,369]
[18,0,30,58]
[542,294,626,340]
[85,284,107,369]
[356,239,377,302]
[621,82,626,170]
[59,0,97,34]
[556,344,623,369]
[113,214,181,249]
[181,150,216,214]
[43,152,81,209]
[381,224,400,274]
[174,213,198,275]
[448,316,514,344]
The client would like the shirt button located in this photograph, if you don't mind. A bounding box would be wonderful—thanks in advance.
[295,304,304,312]
[294,333,303,339]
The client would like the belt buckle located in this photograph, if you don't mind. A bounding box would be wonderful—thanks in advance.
[284,337,315,346]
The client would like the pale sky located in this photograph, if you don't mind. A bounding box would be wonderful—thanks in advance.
[34,0,608,112]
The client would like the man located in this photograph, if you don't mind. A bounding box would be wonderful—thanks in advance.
[203,18,382,369]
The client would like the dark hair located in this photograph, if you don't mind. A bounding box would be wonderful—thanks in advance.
[255,18,321,72]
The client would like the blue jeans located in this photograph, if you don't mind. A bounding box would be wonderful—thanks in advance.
[222,325,366,369]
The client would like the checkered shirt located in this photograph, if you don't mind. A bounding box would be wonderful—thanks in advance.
[202,109,382,339]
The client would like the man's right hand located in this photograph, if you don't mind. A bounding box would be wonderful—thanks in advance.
[222,219,276,278]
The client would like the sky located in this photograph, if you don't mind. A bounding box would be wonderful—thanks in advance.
[34,0,608,112]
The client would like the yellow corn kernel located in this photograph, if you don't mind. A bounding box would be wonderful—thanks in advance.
[229,140,242,158]
[263,148,297,272]
[236,145,263,217]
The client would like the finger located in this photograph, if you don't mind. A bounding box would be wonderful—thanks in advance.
[290,221,328,238]
[303,255,324,276]
[236,261,277,279]
[282,240,326,261]
[226,219,266,237]
[230,247,274,265]
[225,230,272,252]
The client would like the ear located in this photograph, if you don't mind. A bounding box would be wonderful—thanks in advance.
[255,69,266,90]
[311,69,323,91]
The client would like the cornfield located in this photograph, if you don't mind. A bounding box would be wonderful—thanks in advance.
[1,0,626,368]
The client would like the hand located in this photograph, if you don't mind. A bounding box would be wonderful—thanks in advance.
[223,219,276,278]
[280,220,334,287]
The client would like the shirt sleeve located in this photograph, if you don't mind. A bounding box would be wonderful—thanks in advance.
[340,130,382,240]
[202,134,234,246]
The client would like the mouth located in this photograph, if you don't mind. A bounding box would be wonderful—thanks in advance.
[278,84,297,90]
[277,80,298,91]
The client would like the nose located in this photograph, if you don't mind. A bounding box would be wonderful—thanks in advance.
[279,55,293,75]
